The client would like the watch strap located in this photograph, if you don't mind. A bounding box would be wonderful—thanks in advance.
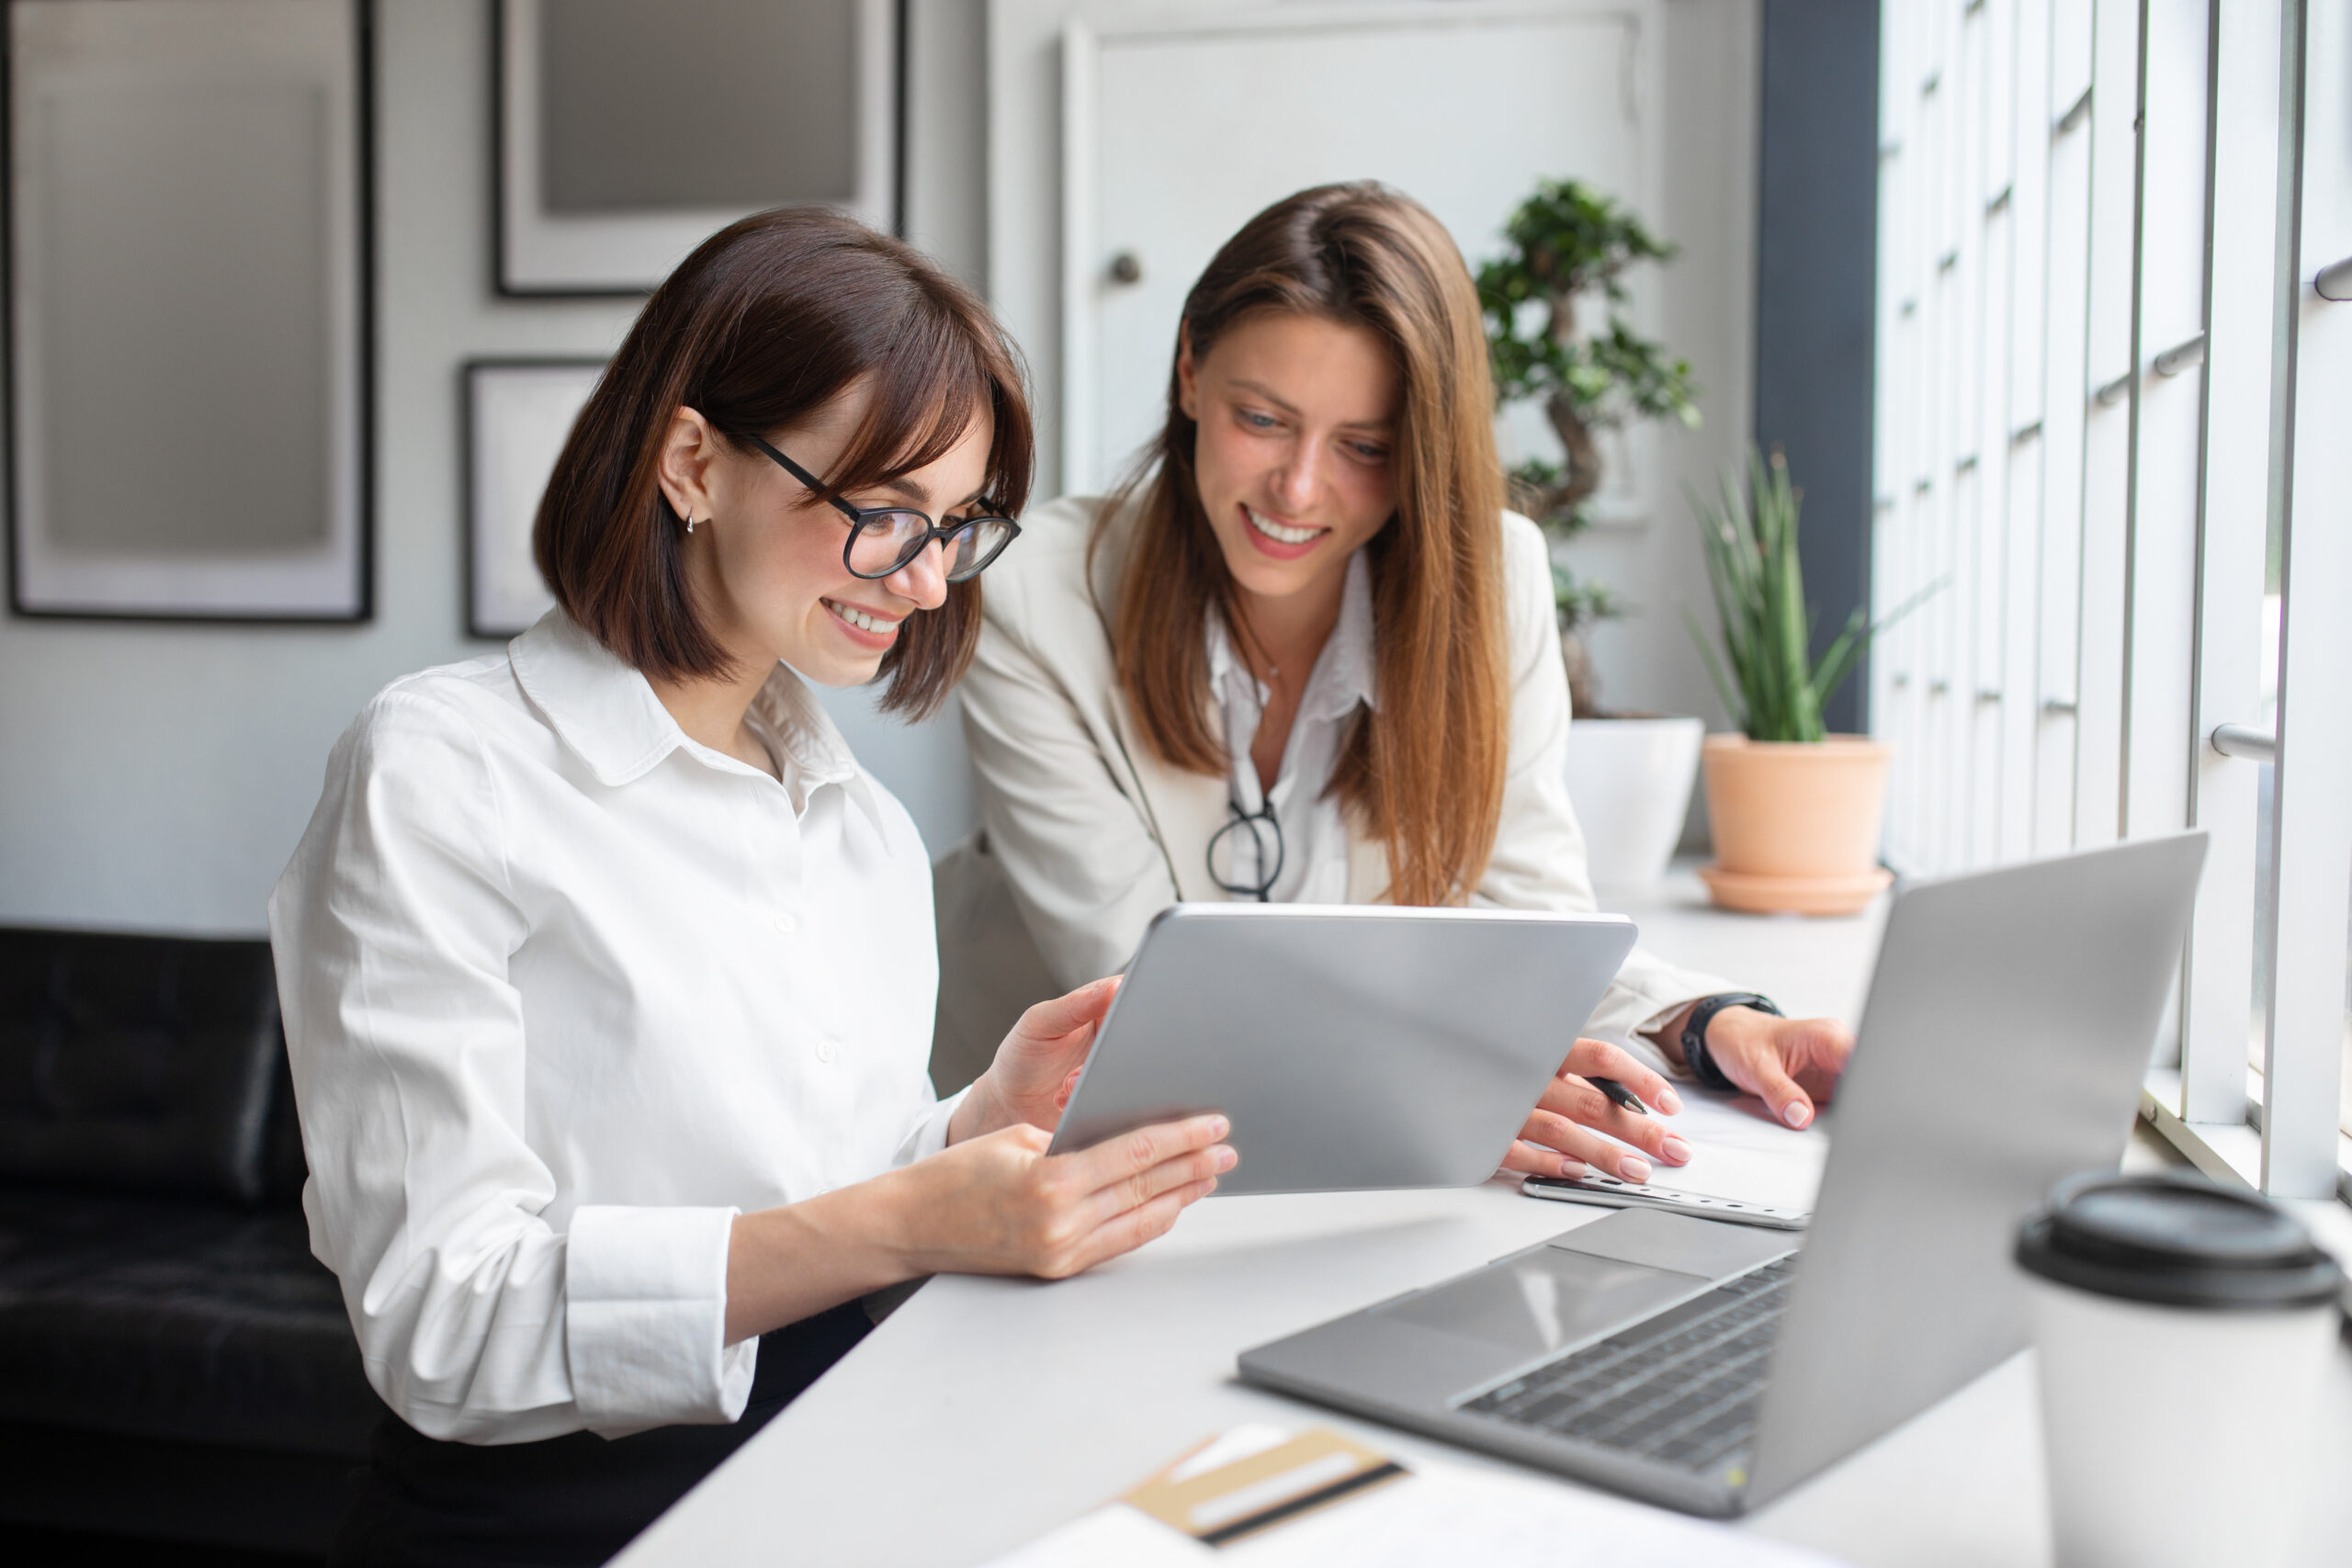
[1681,992,1782,1092]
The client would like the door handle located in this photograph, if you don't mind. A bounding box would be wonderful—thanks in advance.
[2211,724,2277,764]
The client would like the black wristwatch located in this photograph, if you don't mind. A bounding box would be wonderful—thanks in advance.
[1680,992,1782,1092]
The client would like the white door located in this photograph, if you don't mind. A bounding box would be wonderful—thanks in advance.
[1062,1,1662,500]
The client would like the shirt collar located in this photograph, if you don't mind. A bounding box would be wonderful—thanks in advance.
[751,664,883,827]
[1316,547,1378,719]
[1204,601,1253,701]
[1208,547,1378,716]
[509,610,883,827]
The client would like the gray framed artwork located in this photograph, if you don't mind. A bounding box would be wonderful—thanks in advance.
[464,358,601,640]
[5,0,372,622]
[496,0,899,296]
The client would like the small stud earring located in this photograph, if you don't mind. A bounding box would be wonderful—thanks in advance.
[682,513,697,534]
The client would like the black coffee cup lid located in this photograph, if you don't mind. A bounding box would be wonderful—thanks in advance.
[2015,1171,2343,1310]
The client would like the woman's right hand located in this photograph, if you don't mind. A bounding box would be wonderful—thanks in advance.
[888,1114,1234,1280]
[1504,1036,1690,1183]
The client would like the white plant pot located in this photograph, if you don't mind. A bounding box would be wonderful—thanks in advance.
[1563,715,1705,890]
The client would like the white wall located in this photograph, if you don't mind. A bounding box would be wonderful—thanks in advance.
[904,0,990,288]
[0,1,983,936]
[1574,0,1758,733]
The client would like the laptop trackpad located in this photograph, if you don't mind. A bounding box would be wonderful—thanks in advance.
[1373,1247,1705,1358]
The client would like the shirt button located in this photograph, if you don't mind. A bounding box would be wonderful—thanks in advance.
[815,1038,839,1064]
[771,913,796,935]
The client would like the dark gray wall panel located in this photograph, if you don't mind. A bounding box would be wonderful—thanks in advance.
[1755,0,1880,735]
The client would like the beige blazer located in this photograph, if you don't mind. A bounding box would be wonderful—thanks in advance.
[930,494,1729,1093]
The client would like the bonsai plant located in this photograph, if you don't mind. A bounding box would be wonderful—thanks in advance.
[1477,177,1698,718]
[1685,448,1929,915]
[1478,178,1703,889]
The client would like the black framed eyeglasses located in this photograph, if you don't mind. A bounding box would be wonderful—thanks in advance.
[746,434,1020,584]
[1206,798,1284,901]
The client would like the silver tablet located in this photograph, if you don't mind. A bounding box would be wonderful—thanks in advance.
[1045,904,1640,1195]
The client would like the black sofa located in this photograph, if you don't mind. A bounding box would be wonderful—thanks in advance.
[0,927,384,1555]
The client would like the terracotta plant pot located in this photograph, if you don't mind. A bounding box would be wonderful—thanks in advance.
[1698,735,1894,915]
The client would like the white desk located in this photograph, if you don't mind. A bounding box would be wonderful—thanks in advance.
[619,872,2352,1566]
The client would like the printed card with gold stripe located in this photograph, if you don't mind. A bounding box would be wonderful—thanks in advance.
[1122,1427,1407,1547]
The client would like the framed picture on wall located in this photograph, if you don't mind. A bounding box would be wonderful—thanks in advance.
[5,0,372,622]
[495,0,900,296]
[464,358,602,640]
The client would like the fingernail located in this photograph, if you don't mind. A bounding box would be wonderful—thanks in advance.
[1215,1145,1237,1172]
[1660,1135,1692,1164]
[1209,1115,1230,1138]
[1559,1156,1589,1177]
[1783,1101,1810,1128]
[1657,1086,1684,1113]
[1619,1155,1652,1183]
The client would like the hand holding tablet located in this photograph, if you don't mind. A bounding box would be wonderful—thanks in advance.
[1045,904,1640,1195]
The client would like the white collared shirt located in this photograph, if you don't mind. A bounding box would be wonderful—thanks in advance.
[1204,547,1376,905]
[268,611,958,1445]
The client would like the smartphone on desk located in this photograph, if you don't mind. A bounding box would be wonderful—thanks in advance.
[1521,1171,1810,1231]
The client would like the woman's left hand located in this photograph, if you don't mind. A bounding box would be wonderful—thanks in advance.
[950,976,1123,1143]
[1679,1005,1854,1132]
[1503,1038,1690,1183]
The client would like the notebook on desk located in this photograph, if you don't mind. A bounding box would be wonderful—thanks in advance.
[1238,833,2208,1517]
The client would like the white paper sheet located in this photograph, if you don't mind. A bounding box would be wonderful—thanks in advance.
[1630,1089,1832,1214]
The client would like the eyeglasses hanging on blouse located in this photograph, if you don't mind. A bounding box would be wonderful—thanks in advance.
[1206,798,1284,902]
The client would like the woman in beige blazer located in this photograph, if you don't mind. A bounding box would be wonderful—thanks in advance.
[941,183,1853,1184]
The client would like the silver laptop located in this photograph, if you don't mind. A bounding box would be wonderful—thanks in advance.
[1049,904,1639,1195]
[1238,832,2208,1517]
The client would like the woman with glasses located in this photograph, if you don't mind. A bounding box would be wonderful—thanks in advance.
[270,209,1233,1567]
[944,183,1853,1185]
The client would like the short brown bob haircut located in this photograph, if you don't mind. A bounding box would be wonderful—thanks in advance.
[535,208,1033,719]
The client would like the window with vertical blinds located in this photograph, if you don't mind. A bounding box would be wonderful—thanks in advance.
[1871,0,2350,1201]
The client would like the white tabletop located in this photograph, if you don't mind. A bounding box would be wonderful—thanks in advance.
[618,873,2352,1567]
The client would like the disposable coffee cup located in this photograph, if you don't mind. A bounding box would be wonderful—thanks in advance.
[2015,1171,2343,1568]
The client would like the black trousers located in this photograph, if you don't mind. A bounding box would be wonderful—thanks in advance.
[332,1301,873,1568]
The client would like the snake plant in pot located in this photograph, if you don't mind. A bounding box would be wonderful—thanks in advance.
[1685,449,1928,915]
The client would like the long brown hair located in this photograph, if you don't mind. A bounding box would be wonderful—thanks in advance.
[1107,183,1509,906]
[536,208,1033,719]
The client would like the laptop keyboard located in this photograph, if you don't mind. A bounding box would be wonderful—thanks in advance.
[1457,1256,1795,1475]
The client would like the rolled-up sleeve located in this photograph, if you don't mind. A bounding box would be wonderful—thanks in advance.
[893,1085,970,1167]
[270,687,751,1443]
[566,1206,752,1434]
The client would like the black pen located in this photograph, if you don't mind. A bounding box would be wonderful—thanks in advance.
[1587,1076,1649,1116]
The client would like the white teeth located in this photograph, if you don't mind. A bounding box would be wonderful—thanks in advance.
[1245,506,1322,546]
[826,600,893,635]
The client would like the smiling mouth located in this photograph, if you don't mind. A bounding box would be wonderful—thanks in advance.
[1245,506,1327,547]
[823,598,899,637]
